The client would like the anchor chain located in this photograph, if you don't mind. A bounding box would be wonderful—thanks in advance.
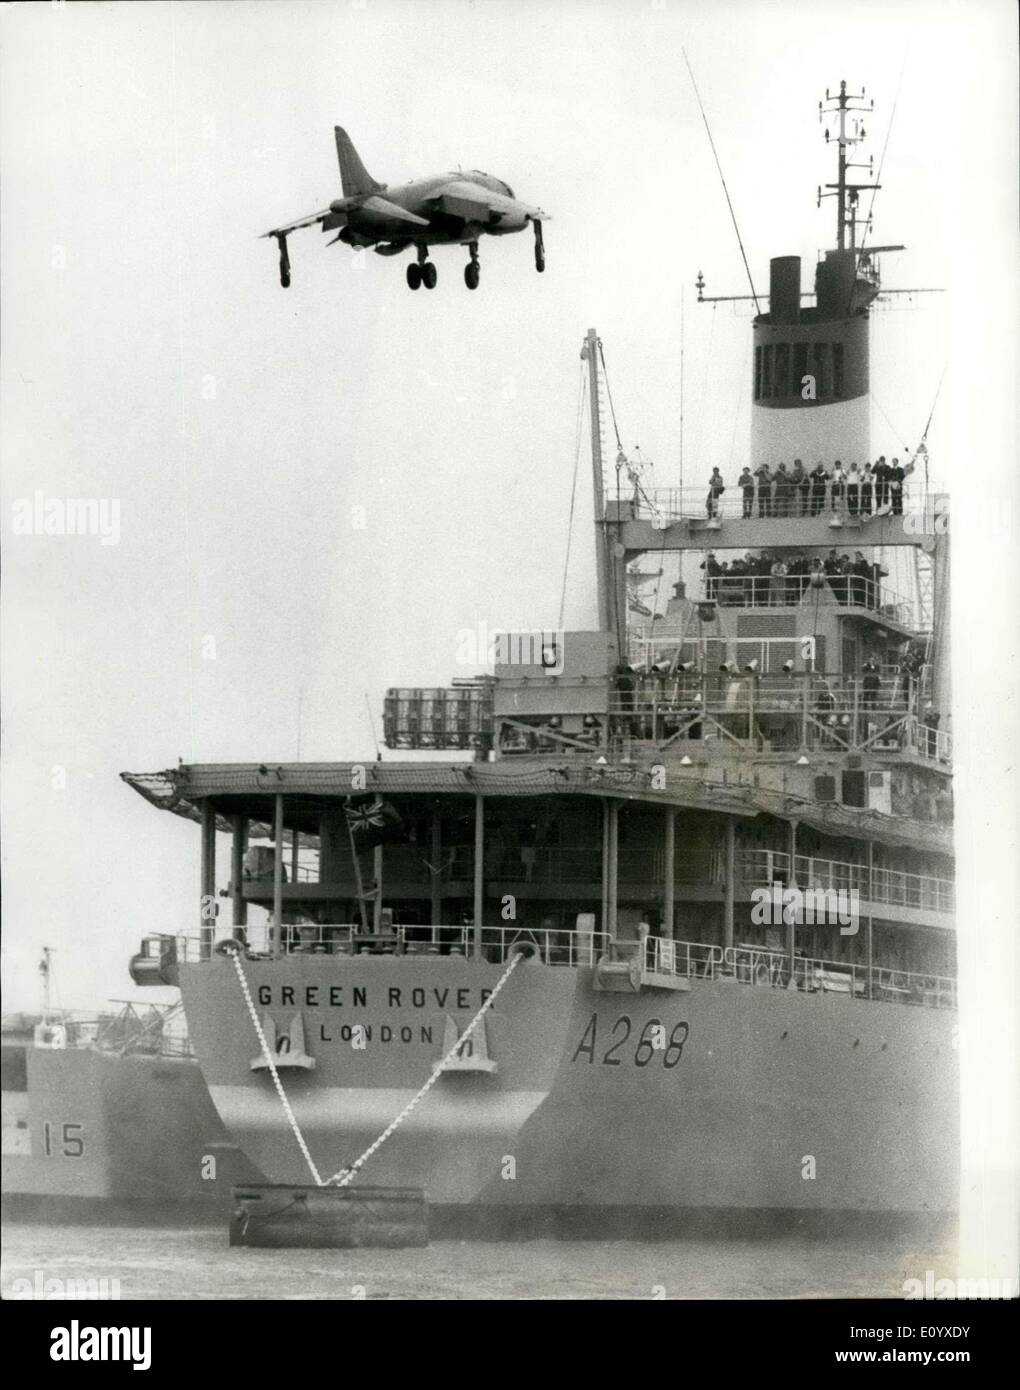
[327,949,524,1187]
[226,944,323,1185]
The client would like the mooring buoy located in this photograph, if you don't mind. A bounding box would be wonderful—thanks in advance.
[229,1183,429,1249]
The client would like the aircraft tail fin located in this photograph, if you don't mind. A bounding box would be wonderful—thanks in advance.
[334,127,383,197]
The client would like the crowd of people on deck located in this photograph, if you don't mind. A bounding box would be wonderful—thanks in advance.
[705,457,912,519]
[699,549,889,607]
[608,644,947,775]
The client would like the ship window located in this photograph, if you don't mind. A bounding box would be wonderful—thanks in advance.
[762,345,773,397]
[841,770,867,808]
[793,342,808,390]
[832,342,845,398]
[1,1046,27,1092]
[814,775,837,802]
[775,343,790,397]
[813,343,829,397]
[754,346,762,400]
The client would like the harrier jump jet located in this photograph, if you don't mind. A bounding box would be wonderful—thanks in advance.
[264,127,549,291]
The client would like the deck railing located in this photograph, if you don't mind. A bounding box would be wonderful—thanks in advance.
[697,572,913,624]
[638,935,955,1009]
[613,670,914,713]
[601,672,951,767]
[613,480,934,526]
[164,925,955,1011]
[229,846,955,911]
[734,849,955,915]
[178,922,609,967]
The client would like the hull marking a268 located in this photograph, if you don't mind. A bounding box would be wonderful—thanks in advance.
[570,1015,691,1069]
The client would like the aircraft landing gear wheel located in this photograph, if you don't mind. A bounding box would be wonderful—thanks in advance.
[275,234,291,289]
[422,262,438,290]
[464,262,480,290]
[406,263,422,290]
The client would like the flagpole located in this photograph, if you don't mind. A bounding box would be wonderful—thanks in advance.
[373,844,384,933]
[344,807,371,933]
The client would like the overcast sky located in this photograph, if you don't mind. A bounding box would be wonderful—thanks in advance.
[2,0,1017,1012]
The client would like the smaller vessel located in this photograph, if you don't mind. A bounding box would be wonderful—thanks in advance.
[2,952,262,1219]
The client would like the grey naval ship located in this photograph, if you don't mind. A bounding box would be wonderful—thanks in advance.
[2,956,262,1218]
[123,83,956,1230]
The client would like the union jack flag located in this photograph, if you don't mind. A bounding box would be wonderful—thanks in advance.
[344,796,404,845]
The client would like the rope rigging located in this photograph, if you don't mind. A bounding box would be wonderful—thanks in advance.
[843,53,908,319]
[227,945,323,1186]
[328,950,522,1187]
[597,339,626,456]
[683,48,761,317]
[559,363,588,630]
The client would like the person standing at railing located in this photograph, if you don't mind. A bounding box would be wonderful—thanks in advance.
[860,463,874,516]
[920,703,941,759]
[787,554,809,601]
[614,663,637,736]
[716,560,736,606]
[823,548,844,603]
[809,462,828,515]
[700,552,721,598]
[774,463,796,518]
[792,459,809,516]
[754,462,773,517]
[738,466,755,517]
[873,455,890,510]
[738,552,756,604]
[869,557,888,610]
[846,463,861,517]
[706,468,725,518]
[769,557,788,606]
[829,460,846,514]
[753,551,772,604]
[814,680,836,745]
[861,659,882,712]
[888,458,906,515]
[850,550,870,605]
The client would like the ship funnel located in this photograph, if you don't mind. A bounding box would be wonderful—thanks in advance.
[769,256,801,324]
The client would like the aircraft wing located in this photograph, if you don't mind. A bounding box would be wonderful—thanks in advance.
[426,181,548,224]
[356,196,429,227]
[262,209,333,238]
[264,196,428,240]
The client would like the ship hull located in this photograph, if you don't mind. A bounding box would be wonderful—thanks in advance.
[2,1044,263,1217]
[179,955,958,1216]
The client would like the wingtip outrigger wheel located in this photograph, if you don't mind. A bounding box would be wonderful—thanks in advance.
[274,232,291,289]
[533,219,545,273]
[464,241,480,290]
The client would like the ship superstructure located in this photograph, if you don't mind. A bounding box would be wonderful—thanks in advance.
[121,84,956,1221]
